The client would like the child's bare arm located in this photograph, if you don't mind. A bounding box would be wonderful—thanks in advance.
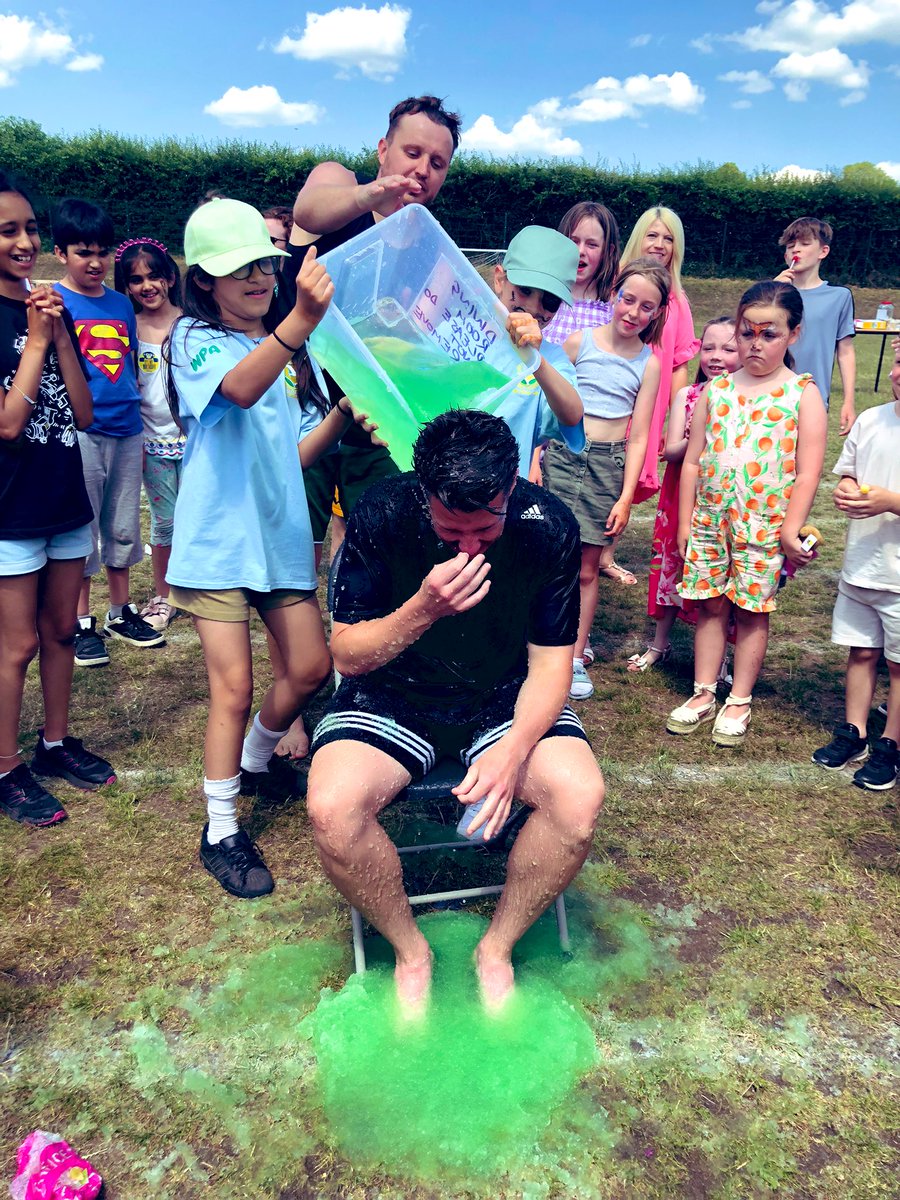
[220,250,334,408]
[781,381,827,563]
[662,384,691,463]
[562,329,583,366]
[676,390,707,558]
[606,357,661,535]
[835,336,856,437]
[0,299,54,441]
[507,314,582,427]
[298,400,382,468]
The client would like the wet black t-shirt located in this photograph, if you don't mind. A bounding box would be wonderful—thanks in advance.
[332,475,581,710]
[0,295,92,539]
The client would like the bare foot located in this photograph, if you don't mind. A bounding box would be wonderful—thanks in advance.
[475,942,514,1013]
[274,716,310,760]
[395,948,433,1021]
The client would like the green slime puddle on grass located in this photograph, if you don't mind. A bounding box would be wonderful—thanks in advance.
[302,909,619,1181]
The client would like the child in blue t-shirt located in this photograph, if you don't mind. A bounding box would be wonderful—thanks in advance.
[53,198,164,667]
[165,198,340,900]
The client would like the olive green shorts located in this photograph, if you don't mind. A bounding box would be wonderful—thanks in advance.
[542,438,627,546]
[168,585,316,623]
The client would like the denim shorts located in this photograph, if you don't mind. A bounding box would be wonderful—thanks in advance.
[0,523,93,576]
[143,453,183,547]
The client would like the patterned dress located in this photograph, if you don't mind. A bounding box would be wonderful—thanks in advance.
[648,382,703,618]
[679,372,812,614]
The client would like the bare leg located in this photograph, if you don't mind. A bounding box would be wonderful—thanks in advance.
[36,558,85,741]
[576,544,602,659]
[307,741,432,1014]
[475,737,604,1010]
[627,607,677,671]
[78,576,92,617]
[258,597,330,733]
[885,659,900,744]
[194,617,253,780]
[106,565,130,608]
[845,646,880,738]
[722,608,770,723]
[263,625,313,759]
[151,544,172,597]
[683,595,731,711]
[0,572,40,767]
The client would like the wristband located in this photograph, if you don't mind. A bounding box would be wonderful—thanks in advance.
[9,381,35,407]
[272,330,302,353]
[337,398,353,417]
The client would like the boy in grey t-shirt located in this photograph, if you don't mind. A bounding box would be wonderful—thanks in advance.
[776,216,856,434]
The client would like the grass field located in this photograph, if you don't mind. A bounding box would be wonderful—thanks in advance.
[1,270,897,1199]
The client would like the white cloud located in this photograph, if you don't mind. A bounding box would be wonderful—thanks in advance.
[770,163,827,181]
[274,4,410,81]
[876,160,900,182]
[839,88,866,105]
[66,53,103,73]
[461,114,582,157]
[540,71,705,123]
[204,85,325,128]
[691,34,714,53]
[731,99,753,109]
[629,33,652,47]
[718,69,774,94]
[783,80,810,101]
[771,47,869,89]
[728,0,900,53]
[0,13,100,85]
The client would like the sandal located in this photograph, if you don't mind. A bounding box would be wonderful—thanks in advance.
[627,644,672,673]
[712,694,752,746]
[598,561,637,586]
[666,682,717,735]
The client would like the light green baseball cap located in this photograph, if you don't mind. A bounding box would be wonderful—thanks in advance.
[184,198,290,277]
[502,225,578,307]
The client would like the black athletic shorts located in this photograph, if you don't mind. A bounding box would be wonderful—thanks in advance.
[311,675,588,780]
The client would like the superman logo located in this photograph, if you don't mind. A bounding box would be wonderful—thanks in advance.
[74,319,132,383]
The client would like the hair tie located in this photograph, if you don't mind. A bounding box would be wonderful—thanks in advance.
[115,236,170,262]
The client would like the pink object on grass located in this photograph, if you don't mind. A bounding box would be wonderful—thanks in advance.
[10,1131,102,1200]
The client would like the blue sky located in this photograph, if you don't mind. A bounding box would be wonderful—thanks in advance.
[2,1,898,181]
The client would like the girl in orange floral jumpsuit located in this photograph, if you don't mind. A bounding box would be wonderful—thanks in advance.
[666,281,828,745]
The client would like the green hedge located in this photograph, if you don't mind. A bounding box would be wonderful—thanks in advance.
[3,118,898,286]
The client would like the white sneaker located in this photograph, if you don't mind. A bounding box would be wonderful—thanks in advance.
[569,659,594,700]
[582,642,595,666]
[140,595,177,632]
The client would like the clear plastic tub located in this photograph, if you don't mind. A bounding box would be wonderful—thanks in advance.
[308,206,538,469]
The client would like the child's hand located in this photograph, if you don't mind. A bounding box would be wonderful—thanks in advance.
[835,483,892,519]
[25,291,56,346]
[774,267,795,284]
[29,285,65,320]
[294,246,334,326]
[339,398,388,448]
[676,522,690,560]
[781,529,816,567]
[506,312,542,351]
[606,497,631,537]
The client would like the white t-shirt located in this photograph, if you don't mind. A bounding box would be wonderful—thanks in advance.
[832,401,900,592]
[137,339,185,456]
[166,320,317,592]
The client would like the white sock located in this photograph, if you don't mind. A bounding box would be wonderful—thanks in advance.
[108,604,124,620]
[205,774,240,844]
[240,712,287,773]
[43,737,63,749]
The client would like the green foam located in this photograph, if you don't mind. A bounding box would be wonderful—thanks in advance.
[303,910,598,1180]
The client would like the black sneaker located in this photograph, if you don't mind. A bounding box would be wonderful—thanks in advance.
[811,723,868,770]
[0,763,67,826]
[32,733,117,791]
[199,824,274,898]
[240,756,300,800]
[853,737,899,791]
[103,603,165,648]
[74,617,110,668]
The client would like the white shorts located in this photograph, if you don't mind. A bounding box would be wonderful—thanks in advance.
[0,523,93,576]
[832,580,900,663]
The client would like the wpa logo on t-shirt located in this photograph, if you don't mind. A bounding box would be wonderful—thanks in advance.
[74,319,132,383]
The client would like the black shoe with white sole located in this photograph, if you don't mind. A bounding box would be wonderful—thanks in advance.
[853,737,899,791]
[811,723,868,770]
[104,603,165,648]
[74,617,110,668]
[199,824,274,898]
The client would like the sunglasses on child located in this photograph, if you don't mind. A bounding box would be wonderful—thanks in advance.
[229,256,280,280]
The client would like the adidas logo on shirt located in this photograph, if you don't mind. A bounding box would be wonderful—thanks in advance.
[520,504,544,520]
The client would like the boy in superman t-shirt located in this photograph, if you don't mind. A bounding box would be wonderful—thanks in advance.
[54,198,163,666]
